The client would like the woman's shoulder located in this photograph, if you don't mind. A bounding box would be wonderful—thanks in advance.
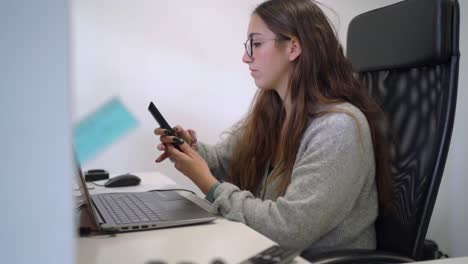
[309,102,367,126]
[303,102,371,144]
[314,102,366,121]
[296,102,374,165]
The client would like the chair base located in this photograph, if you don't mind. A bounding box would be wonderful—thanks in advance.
[301,249,414,264]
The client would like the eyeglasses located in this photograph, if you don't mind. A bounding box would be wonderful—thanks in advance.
[243,38,278,58]
[243,36,291,58]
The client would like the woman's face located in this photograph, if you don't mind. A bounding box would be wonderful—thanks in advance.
[243,15,292,92]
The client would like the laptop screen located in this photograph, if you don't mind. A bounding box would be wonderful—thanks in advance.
[74,154,100,230]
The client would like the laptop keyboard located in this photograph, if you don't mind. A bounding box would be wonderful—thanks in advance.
[96,193,167,224]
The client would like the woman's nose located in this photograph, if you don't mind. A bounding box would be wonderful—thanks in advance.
[242,51,253,63]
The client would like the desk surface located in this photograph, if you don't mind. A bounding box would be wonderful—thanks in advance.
[76,172,310,264]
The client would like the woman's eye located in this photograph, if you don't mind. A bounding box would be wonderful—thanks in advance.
[253,42,262,48]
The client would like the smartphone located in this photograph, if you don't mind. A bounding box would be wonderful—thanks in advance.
[148,101,180,149]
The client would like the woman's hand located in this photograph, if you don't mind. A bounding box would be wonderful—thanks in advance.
[154,125,198,163]
[163,137,218,194]
[154,125,218,193]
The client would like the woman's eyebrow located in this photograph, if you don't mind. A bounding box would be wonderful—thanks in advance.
[248,32,263,38]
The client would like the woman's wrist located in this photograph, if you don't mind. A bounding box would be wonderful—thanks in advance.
[195,173,219,194]
[205,182,221,203]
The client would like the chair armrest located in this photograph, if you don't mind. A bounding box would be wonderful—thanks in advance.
[301,249,415,264]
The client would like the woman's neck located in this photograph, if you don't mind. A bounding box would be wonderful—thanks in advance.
[276,85,292,122]
[274,68,294,121]
[272,86,292,167]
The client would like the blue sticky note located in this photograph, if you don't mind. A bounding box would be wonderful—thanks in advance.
[74,97,138,164]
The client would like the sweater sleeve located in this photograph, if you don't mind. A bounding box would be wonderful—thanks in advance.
[196,132,240,182]
[208,113,375,249]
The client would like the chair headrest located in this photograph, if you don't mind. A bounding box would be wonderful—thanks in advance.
[347,0,458,72]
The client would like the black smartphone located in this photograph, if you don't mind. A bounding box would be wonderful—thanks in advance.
[148,101,181,149]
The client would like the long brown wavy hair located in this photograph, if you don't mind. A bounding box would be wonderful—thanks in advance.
[228,0,393,212]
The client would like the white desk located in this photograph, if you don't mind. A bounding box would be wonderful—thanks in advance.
[76,172,310,264]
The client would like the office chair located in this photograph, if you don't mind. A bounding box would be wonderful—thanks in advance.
[302,0,460,263]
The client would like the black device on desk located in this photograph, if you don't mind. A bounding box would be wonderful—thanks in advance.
[240,245,300,264]
[84,169,109,182]
[148,101,181,150]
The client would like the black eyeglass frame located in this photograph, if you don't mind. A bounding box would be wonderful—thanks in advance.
[243,36,291,58]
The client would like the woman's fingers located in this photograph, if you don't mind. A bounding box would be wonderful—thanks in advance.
[168,139,195,158]
[157,144,166,151]
[159,135,172,144]
[166,144,185,159]
[154,125,196,164]
[172,125,183,133]
[177,140,195,155]
[159,136,189,147]
[154,126,184,136]
[154,127,177,136]
[154,128,166,135]
[187,129,197,143]
[174,126,192,142]
[155,126,197,147]
[155,152,170,163]
[187,129,198,149]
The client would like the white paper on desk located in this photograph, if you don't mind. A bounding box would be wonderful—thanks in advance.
[141,172,178,189]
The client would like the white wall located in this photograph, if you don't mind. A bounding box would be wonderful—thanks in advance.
[446,0,468,256]
[0,1,73,264]
[72,0,262,191]
[72,0,467,257]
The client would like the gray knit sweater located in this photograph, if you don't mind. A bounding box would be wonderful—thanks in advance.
[197,103,378,254]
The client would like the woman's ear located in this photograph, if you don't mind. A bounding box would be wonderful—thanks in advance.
[288,37,302,62]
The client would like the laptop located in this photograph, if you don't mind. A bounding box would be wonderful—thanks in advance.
[74,157,216,234]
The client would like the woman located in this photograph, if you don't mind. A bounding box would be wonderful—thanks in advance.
[154,0,393,254]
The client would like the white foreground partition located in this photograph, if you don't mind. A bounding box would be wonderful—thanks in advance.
[0,1,74,263]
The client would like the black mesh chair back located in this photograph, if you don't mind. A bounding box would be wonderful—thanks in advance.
[347,0,460,260]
